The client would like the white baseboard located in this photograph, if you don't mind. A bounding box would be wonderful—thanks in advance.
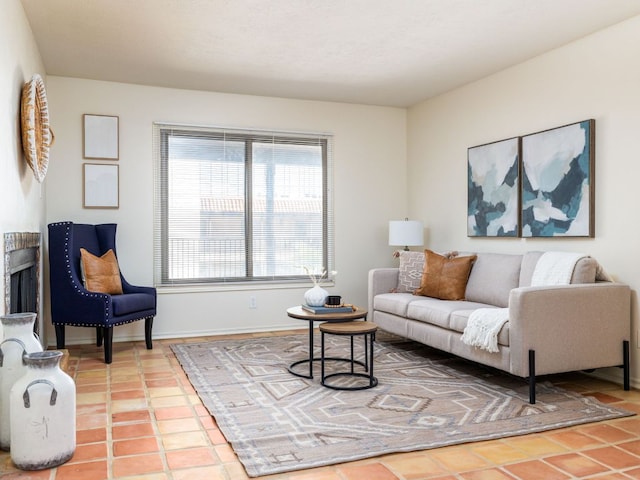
[44,322,305,347]
[584,367,636,391]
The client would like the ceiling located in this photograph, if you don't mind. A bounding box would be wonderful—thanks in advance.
[20,0,640,107]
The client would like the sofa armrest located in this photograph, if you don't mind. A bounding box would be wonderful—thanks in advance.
[508,282,630,377]
[368,268,399,314]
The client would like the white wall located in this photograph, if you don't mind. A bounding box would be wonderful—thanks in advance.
[0,0,47,335]
[45,77,407,345]
[408,15,640,383]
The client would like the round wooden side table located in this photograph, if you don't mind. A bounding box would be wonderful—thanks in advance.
[286,306,368,379]
[320,320,378,390]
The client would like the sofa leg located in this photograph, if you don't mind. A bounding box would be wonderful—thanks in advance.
[55,325,66,349]
[623,340,630,391]
[103,327,114,364]
[145,317,154,350]
[529,349,536,404]
[96,327,103,347]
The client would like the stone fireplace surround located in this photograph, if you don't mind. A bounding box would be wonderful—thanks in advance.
[4,232,42,340]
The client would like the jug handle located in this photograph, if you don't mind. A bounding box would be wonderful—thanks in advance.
[0,338,27,367]
[22,379,57,408]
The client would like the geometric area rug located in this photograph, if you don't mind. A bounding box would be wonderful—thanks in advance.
[171,333,634,477]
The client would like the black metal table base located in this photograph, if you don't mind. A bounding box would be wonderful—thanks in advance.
[322,372,379,390]
[288,357,366,379]
[320,330,377,391]
[287,311,367,379]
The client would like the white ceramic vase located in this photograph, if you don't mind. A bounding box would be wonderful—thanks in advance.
[304,285,328,307]
[10,351,76,470]
[0,312,43,451]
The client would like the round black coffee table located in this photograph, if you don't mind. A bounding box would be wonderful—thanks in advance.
[286,306,368,379]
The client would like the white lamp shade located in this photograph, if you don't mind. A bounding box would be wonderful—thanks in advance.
[388,220,424,247]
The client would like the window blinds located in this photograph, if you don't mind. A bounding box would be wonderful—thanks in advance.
[153,123,334,286]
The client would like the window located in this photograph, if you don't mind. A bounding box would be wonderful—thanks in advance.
[153,124,333,286]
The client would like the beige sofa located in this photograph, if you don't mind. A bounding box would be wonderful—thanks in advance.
[368,251,631,403]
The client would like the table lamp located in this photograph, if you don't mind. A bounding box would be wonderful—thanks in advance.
[388,218,424,251]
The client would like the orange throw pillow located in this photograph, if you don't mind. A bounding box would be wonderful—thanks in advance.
[80,248,123,295]
[414,250,477,300]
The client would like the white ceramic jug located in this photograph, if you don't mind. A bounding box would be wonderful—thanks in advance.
[0,312,43,451]
[10,351,76,470]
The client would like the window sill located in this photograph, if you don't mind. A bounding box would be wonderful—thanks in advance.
[156,281,335,295]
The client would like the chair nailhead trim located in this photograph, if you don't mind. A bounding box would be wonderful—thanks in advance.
[53,316,148,327]
[62,222,111,320]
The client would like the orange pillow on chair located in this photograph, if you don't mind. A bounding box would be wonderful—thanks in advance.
[80,248,123,294]
[414,249,476,300]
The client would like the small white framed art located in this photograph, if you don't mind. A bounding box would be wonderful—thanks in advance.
[83,114,119,160]
[83,163,119,209]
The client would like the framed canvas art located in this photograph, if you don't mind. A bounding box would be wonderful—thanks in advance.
[521,120,594,237]
[467,137,520,237]
[83,114,119,160]
[83,163,119,208]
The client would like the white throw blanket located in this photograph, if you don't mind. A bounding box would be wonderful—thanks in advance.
[460,307,509,353]
[531,251,586,286]
[461,251,585,353]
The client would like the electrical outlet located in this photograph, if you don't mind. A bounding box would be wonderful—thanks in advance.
[249,296,257,309]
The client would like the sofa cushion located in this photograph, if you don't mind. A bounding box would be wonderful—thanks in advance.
[465,253,522,308]
[519,251,597,287]
[572,258,598,283]
[414,250,477,300]
[407,299,496,329]
[373,292,415,317]
[450,309,510,346]
[396,250,425,293]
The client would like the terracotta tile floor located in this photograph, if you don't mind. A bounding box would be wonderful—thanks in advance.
[2,329,640,479]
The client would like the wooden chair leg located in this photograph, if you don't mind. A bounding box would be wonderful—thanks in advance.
[96,327,103,347]
[55,325,66,349]
[145,317,154,350]
[103,327,114,364]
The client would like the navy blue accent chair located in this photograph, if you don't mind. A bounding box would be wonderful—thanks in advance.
[48,222,156,364]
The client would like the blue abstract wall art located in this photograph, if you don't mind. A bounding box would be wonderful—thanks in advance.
[521,120,594,237]
[467,137,520,237]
